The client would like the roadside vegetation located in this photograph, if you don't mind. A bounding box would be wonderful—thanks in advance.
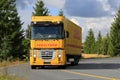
[0,60,25,67]
[0,0,30,79]
[0,0,30,62]
[0,74,25,80]
[82,53,110,59]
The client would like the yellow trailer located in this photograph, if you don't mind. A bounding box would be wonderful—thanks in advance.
[30,16,82,69]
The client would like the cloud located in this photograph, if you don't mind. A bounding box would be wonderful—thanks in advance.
[108,0,120,10]
[16,0,34,30]
[43,0,65,9]
[84,17,114,36]
[16,0,33,9]
[18,9,32,29]
[16,0,65,10]
[64,0,120,17]
[64,0,110,17]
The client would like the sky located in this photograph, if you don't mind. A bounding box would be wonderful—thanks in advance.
[16,0,120,42]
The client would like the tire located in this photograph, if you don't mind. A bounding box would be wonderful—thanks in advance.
[71,61,75,66]
[31,65,36,69]
[71,56,80,65]
[75,56,80,65]
[40,66,45,69]
[58,65,66,69]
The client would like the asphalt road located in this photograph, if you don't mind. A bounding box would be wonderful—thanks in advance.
[0,58,120,80]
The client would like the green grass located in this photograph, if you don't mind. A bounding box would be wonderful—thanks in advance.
[0,75,20,80]
[0,61,26,67]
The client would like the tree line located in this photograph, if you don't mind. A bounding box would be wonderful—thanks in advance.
[0,0,63,61]
[84,8,120,56]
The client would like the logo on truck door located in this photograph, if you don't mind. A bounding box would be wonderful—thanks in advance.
[36,44,58,47]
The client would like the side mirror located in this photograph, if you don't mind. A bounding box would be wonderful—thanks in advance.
[66,31,69,38]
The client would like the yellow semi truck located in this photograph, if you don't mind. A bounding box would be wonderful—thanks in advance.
[30,16,82,69]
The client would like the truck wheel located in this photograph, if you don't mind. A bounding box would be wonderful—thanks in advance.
[40,66,45,69]
[71,56,80,65]
[75,58,79,65]
[58,65,66,69]
[74,56,80,65]
[31,65,36,69]
[71,61,75,66]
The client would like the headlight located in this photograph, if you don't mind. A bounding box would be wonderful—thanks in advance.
[58,50,62,58]
[33,49,36,58]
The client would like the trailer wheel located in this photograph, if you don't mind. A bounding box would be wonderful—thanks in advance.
[75,56,80,65]
[71,62,75,66]
[71,56,80,65]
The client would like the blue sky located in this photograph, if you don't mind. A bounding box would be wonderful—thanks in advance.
[16,0,120,42]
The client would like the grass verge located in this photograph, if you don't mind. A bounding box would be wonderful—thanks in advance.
[0,61,26,80]
[0,61,26,67]
[0,75,19,80]
[82,53,110,59]
[0,74,25,80]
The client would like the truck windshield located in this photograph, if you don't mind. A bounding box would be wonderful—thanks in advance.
[31,25,63,40]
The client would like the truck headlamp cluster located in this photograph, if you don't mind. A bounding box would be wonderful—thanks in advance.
[33,22,36,24]
[33,49,36,58]
[58,50,62,58]
[57,21,60,24]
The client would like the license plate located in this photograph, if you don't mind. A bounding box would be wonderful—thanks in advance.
[44,60,50,62]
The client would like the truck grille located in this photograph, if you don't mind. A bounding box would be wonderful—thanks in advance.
[39,50,55,60]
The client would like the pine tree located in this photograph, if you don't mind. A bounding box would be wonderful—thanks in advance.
[107,37,114,56]
[24,25,31,60]
[0,36,12,61]
[58,9,64,16]
[96,31,102,54]
[32,0,49,16]
[110,7,120,56]
[0,0,24,60]
[101,33,109,55]
[84,28,95,54]
[26,25,31,39]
